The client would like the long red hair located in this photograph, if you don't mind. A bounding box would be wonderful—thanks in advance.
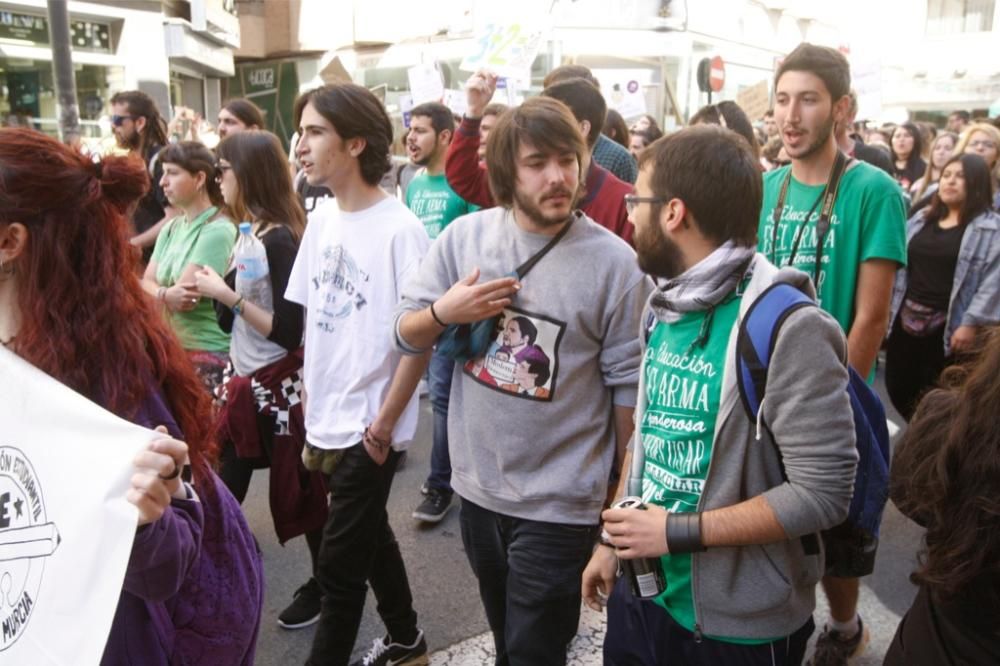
[0,128,218,481]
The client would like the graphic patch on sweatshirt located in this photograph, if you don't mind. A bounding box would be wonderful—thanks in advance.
[462,306,566,402]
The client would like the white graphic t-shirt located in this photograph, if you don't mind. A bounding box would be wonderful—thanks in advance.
[286,195,430,450]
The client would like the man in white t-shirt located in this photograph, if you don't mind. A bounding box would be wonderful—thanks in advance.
[285,83,431,666]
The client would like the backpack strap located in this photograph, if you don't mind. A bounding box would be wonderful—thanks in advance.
[736,282,821,556]
[736,282,815,421]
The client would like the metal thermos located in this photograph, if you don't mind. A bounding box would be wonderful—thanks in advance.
[607,496,667,599]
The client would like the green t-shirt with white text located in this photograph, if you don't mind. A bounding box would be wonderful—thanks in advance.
[405,172,479,239]
[758,161,907,336]
[641,294,769,645]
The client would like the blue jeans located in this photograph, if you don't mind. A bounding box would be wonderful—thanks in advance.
[459,498,598,666]
[426,351,453,493]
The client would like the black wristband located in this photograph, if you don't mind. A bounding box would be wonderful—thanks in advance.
[429,302,448,328]
[666,512,706,554]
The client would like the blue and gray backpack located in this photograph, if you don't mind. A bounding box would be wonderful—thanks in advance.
[735,282,891,577]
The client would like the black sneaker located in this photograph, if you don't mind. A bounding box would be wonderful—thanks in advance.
[808,616,870,666]
[412,488,452,523]
[419,480,429,495]
[350,630,428,666]
[277,578,321,629]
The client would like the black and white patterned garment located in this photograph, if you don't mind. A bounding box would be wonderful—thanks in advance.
[216,362,304,436]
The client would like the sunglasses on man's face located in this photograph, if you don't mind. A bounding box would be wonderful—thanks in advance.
[111,115,134,127]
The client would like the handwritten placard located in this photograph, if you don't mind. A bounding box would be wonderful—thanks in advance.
[460,23,545,78]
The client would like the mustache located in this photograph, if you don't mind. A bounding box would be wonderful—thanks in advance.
[541,186,573,201]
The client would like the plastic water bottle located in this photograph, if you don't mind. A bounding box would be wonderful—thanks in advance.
[233,222,272,311]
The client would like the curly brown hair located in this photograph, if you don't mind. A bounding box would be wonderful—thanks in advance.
[891,327,1000,616]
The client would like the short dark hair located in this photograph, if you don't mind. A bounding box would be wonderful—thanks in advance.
[541,77,606,148]
[543,64,599,89]
[763,109,774,119]
[410,102,455,136]
[109,89,168,152]
[775,43,851,101]
[293,84,392,186]
[221,98,265,128]
[630,128,660,149]
[638,125,760,247]
[158,141,226,211]
[690,101,759,159]
[486,97,590,208]
[950,110,971,123]
[510,316,538,346]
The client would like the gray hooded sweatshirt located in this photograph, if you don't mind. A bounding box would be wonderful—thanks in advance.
[627,254,858,640]
[395,207,654,525]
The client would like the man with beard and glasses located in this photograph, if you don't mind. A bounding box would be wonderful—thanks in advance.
[394,96,652,665]
[109,90,176,255]
[757,43,906,666]
[403,102,479,525]
[586,124,857,666]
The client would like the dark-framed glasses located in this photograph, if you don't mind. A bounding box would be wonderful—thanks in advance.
[624,194,670,216]
[110,114,134,127]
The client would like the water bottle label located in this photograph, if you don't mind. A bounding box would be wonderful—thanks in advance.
[236,256,268,280]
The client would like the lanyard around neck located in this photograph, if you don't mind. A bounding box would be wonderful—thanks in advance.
[769,152,850,283]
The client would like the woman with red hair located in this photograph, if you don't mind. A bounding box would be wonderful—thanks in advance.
[0,127,262,664]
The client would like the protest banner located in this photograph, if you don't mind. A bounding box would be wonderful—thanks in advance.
[0,346,148,664]
[407,63,445,105]
[460,22,545,79]
[736,79,771,123]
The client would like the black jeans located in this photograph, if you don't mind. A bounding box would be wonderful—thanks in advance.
[885,319,948,421]
[306,443,419,666]
[459,498,598,666]
[605,576,815,665]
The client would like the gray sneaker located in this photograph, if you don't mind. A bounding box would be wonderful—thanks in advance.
[412,488,452,523]
[808,617,870,665]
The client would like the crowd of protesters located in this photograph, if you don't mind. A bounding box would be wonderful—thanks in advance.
[2,38,1000,666]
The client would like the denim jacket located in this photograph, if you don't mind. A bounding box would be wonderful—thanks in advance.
[889,209,1000,355]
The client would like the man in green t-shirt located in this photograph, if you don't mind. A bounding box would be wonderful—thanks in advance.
[757,43,906,666]
[585,125,857,665]
[403,102,479,525]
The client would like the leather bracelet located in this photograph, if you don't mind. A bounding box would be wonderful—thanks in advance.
[666,512,706,553]
[429,301,448,328]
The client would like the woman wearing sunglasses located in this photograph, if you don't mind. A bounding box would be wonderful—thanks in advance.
[139,141,237,393]
[193,130,327,630]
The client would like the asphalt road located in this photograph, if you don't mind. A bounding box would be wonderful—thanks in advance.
[246,370,923,665]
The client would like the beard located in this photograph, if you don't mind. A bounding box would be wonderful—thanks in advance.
[513,185,579,228]
[635,213,685,279]
[787,113,835,160]
[116,130,140,151]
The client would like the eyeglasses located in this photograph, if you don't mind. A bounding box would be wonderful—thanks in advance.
[624,194,670,216]
[110,114,134,127]
[968,140,997,150]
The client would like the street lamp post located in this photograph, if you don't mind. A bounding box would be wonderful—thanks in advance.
[46,0,80,144]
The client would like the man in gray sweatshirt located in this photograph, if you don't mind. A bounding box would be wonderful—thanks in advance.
[394,96,653,665]
[587,125,857,665]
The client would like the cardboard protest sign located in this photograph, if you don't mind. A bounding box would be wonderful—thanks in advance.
[0,347,149,664]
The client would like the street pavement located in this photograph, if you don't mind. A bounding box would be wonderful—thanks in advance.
[247,370,923,665]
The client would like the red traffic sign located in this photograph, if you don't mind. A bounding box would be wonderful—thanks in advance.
[709,55,725,92]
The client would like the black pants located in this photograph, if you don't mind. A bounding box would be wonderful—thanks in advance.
[306,443,419,666]
[459,498,598,666]
[885,319,948,421]
[604,576,814,665]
